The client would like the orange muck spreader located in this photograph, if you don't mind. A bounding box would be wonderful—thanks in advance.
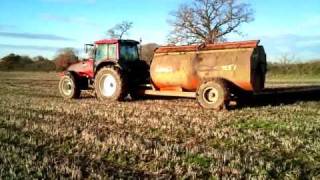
[59,39,267,110]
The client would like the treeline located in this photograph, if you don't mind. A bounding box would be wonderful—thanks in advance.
[0,44,159,72]
[0,48,79,72]
[1,48,320,77]
[0,54,56,71]
[268,61,320,76]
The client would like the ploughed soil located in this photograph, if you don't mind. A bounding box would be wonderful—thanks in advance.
[0,71,319,179]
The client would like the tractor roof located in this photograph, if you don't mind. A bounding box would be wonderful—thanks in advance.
[95,39,139,45]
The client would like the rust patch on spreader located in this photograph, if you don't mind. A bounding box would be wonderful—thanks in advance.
[155,40,260,54]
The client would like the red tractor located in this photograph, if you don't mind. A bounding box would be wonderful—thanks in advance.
[58,39,149,101]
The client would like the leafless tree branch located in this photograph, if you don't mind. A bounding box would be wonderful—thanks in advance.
[107,21,133,39]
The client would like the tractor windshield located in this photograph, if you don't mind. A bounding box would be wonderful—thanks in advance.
[120,44,139,61]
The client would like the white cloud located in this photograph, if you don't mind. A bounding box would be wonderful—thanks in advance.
[260,34,320,61]
[0,24,17,31]
[299,15,320,32]
[226,13,320,61]
[0,31,75,41]
[42,0,96,3]
[41,14,100,27]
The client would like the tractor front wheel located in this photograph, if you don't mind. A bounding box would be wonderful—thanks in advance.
[59,74,81,99]
[95,66,127,101]
[196,80,229,110]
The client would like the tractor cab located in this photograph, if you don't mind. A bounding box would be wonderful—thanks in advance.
[85,39,140,64]
[88,39,149,83]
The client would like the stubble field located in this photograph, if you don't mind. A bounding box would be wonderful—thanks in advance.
[0,71,320,179]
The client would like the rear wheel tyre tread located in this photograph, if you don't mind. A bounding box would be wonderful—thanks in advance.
[196,79,229,110]
[95,66,128,101]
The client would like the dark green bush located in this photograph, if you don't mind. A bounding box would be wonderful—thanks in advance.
[0,53,56,72]
[268,60,320,77]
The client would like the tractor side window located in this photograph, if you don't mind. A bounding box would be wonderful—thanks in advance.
[95,44,108,62]
[108,44,117,60]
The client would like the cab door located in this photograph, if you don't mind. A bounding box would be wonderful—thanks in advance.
[118,43,150,85]
[94,43,119,67]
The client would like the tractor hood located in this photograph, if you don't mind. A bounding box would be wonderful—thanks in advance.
[67,61,83,72]
[66,60,94,78]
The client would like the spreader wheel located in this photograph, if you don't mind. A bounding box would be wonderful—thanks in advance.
[196,80,229,110]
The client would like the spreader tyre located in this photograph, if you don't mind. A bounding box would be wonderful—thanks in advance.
[59,74,81,99]
[95,66,127,101]
[197,80,229,110]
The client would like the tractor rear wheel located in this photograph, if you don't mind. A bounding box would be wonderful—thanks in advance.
[196,80,229,110]
[59,74,81,99]
[95,66,128,101]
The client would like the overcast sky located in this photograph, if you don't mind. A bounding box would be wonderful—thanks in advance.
[0,0,320,61]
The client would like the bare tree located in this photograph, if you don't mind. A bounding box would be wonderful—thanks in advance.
[141,43,159,64]
[107,21,133,39]
[54,48,79,71]
[168,0,254,44]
